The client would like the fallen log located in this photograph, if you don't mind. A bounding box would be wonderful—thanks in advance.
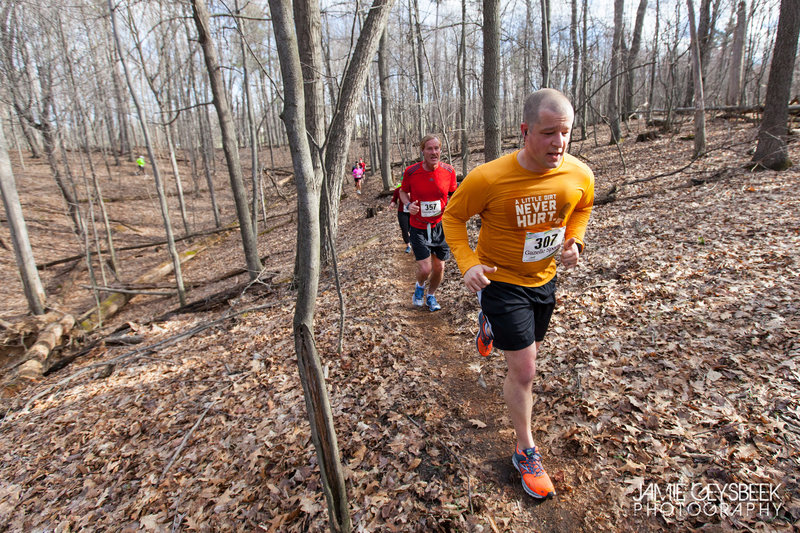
[2,313,75,396]
[38,223,239,270]
[77,216,295,331]
[77,247,205,331]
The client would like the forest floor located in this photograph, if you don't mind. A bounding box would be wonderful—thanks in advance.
[0,117,799,532]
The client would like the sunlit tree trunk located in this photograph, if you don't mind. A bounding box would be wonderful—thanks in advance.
[687,0,707,157]
[647,0,660,123]
[624,0,648,117]
[234,0,261,233]
[269,1,352,530]
[191,0,262,280]
[378,27,392,190]
[459,0,470,175]
[411,0,425,138]
[0,114,46,315]
[579,0,588,138]
[570,0,580,104]
[608,0,624,144]
[483,0,501,161]
[319,0,395,262]
[726,1,747,106]
[752,0,800,170]
[540,0,551,87]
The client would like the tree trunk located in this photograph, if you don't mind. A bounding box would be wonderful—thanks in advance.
[752,0,800,170]
[109,0,187,307]
[624,0,648,117]
[459,0,470,176]
[684,0,715,107]
[0,114,46,315]
[412,0,425,139]
[579,0,589,138]
[482,0,501,162]
[234,0,261,234]
[524,0,533,90]
[540,0,551,87]
[293,0,327,282]
[268,1,352,531]
[378,28,392,190]
[647,0,660,123]
[320,0,395,262]
[6,314,75,388]
[726,1,747,106]
[687,0,707,157]
[191,0,262,280]
[608,0,624,144]
[570,0,580,104]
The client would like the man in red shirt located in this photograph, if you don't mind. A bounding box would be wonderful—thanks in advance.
[399,135,457,312]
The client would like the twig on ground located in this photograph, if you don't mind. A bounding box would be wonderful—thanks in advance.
[159,394,224,483]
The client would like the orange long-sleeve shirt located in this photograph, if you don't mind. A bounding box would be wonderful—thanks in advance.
[442,151,594,287]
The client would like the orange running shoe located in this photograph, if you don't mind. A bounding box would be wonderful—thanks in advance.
[475,311,493,357]
[512,445,556,499]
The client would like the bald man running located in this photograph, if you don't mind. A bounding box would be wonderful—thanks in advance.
[442,89,594,499]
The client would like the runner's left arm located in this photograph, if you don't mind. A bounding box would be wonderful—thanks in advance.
[564,171,595,252]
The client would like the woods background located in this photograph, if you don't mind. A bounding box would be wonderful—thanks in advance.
[0,0,799,531]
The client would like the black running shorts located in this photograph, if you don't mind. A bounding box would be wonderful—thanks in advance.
[478,278,556,351]
[409,222,450,261]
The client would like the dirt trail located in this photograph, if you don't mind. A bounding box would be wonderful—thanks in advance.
[389,247,607,532]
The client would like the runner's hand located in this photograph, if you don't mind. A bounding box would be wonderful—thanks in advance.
[408,201,420,216]
[464,264,497,293]
[561,237,579,269]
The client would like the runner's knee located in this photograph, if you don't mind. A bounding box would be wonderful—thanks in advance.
[417,261,432,278]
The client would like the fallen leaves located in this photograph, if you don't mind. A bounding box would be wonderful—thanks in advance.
[1,121,799,532]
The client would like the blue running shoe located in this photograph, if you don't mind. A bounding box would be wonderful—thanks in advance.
[413,285,425,307]
[475,311,493,357]
[512,445,555,499]
[427,294,441,312]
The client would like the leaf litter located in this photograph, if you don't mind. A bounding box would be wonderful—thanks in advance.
[0,118,798,531]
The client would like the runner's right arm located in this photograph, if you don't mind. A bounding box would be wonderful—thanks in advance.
[442,170,493,290]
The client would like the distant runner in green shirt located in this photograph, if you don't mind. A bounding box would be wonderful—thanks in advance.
[136,156,145,175]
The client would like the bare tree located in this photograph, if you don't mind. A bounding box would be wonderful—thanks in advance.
[378,27,393,190]
[483,0,501,161]
[570,0,580,103]
[624,0,648,117]
[752,0,800,170]
[320,0,395,259]
[459,0,470,175]
[0,5,83,237]
[647,0,661,124]
[608,0,624,144]
[109,0,187,307]
[726,1,748,106]
[540,0,551,87]
[268,2,352,531]
[191,0,262,280]
[410,0,425,139]
[0,111,46,315]
[233,0,261,234]
[687,0,707,157]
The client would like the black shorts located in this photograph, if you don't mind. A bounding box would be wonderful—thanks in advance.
[409,222,450,261]
[478,278,556,351]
